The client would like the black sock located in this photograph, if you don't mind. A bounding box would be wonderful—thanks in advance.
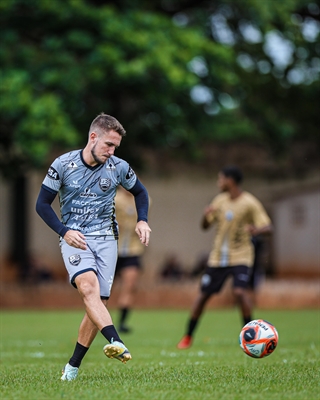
[187,318,198,337]
[243,316,252,326]
[101,325,123,344]
[119,308,130,326]
[69,342,89,368]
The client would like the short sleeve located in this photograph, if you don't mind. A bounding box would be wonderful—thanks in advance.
[42,158,63,192]
[251,198,271,228]
[119,162,137,190]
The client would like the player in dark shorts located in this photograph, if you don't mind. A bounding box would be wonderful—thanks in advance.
[177,166,272,349]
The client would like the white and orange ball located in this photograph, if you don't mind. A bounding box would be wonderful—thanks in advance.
[239,319,279,358]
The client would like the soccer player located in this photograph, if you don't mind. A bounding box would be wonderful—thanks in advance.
[177,166,272,349]
[114,185,149,333]
[36,113,151,380]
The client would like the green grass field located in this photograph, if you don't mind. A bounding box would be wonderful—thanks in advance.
[0,309,319,400]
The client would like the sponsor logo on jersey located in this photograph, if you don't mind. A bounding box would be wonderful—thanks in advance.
[47,166,59,180]
[80,188,98,198]
[99,178,111,191]
[67,161,78,168]
[69,254,81,266]
[68,180,80,188]
[126,166,135,179]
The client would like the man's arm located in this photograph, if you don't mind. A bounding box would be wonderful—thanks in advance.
[128,179,151,246]
[246,224,273,237]
[36,185,87,249]
[247,197,273,237]
[201,205,216,230]
[35,185,69,237]
[128,179,149,222]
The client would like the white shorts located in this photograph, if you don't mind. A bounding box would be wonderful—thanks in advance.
[60,237,118,299]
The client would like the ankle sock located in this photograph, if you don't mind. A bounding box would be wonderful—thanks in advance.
[187,318,198,337]
[69,342,89,368]
[101,325,123,344]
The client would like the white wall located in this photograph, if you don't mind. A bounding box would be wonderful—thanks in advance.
[272,189,320,275]
[1,172,319,280]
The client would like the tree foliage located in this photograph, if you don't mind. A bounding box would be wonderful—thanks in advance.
[0,0,319,177]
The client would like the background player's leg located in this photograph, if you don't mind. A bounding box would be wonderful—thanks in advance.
[232,266,253,326]
[233,287,252,326]
[177,292,211,349]
[118,266,139,333]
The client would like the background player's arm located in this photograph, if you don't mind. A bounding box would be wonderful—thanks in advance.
[246,198,273,237]
[201,204,217,230]
[246,223,273,237]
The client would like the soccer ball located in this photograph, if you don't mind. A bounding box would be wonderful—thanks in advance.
[239,319,279,358]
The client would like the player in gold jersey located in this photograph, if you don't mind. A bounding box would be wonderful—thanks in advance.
[115,186,148,333]
[177,166,272,349]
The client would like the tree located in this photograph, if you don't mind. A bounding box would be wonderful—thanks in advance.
[0,0,319,278]
[0,0,237,171]
[1,0,319,171]
[0,0,237,278]
[158,0,320,166]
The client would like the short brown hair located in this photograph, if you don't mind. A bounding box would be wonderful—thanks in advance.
[89,113,126,137]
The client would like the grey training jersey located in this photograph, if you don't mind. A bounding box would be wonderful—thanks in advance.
[42,150,137,238]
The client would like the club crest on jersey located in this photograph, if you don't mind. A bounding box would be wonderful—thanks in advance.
[69,254,81,266]
[47,166,59,180]
[99,178,111,192]
[225,210,234,221]
[67,161,78,169]
[126,166,135,179]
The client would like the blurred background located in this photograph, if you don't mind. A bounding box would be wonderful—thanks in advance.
[0,0,319,309]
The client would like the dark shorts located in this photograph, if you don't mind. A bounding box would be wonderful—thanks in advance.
[200,265,251,295]
[116,256,141,274]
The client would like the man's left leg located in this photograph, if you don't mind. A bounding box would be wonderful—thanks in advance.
[61,313,98,381]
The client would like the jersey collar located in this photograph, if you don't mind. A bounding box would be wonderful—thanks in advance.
[80,150,104,171]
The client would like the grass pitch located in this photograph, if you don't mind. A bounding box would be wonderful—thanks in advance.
[0,309,319,399]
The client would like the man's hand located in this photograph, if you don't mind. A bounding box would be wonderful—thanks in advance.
[202,204,217,230]
[64,230,87,250]
[245,224,273,236]
[204,204,216,217]
[135,221,152,246]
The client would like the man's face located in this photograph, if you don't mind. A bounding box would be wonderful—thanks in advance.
[217,172,231,192]
[90,130,122,165]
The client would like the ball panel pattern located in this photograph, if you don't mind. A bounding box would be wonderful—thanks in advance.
[239,319,278,358]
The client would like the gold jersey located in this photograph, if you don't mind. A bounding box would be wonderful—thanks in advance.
[205,191,271,268]
[115,188,145,257]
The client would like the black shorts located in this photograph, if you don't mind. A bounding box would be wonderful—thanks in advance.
[116,256,141,274]
[200,265,251,295]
